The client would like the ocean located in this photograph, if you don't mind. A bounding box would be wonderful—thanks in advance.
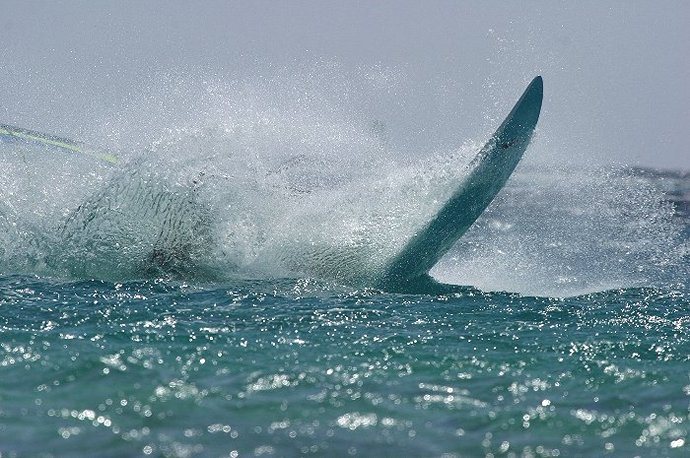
[0,75,688,456]
[0,167,687,457]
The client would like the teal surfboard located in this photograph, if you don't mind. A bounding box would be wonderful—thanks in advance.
[379,76,543,292]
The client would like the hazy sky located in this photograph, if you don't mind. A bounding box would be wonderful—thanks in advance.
[1,1,688,169]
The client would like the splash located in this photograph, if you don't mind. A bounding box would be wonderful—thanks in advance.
[433,163,687,296]
[0,69,684,296]
[0,70,476,284]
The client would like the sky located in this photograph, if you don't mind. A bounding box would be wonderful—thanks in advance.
[1,0,688,170]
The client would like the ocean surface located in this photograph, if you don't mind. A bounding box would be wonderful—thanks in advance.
[0,74,688,457]
[0,167,687,457]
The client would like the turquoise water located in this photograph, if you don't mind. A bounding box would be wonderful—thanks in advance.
[1,276,689,457]
[0,170,687,456]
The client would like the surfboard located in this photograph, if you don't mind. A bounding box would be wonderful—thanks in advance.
[0,124,119,164]
[379,76,543,292]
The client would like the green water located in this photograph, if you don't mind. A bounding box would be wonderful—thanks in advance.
[1,276,689,457]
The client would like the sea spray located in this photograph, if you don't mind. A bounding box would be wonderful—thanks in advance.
[0,69,683,296]
[434,163,686,296]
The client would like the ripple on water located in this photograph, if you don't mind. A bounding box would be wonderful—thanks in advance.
[0,277,689,456]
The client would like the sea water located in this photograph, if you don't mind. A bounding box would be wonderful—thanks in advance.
[0,270,688,457]
[0,73,688,457]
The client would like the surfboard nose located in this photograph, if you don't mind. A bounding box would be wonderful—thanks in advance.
[525,75,543,113]
[503,76,543,138]
[530,75,543,92]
